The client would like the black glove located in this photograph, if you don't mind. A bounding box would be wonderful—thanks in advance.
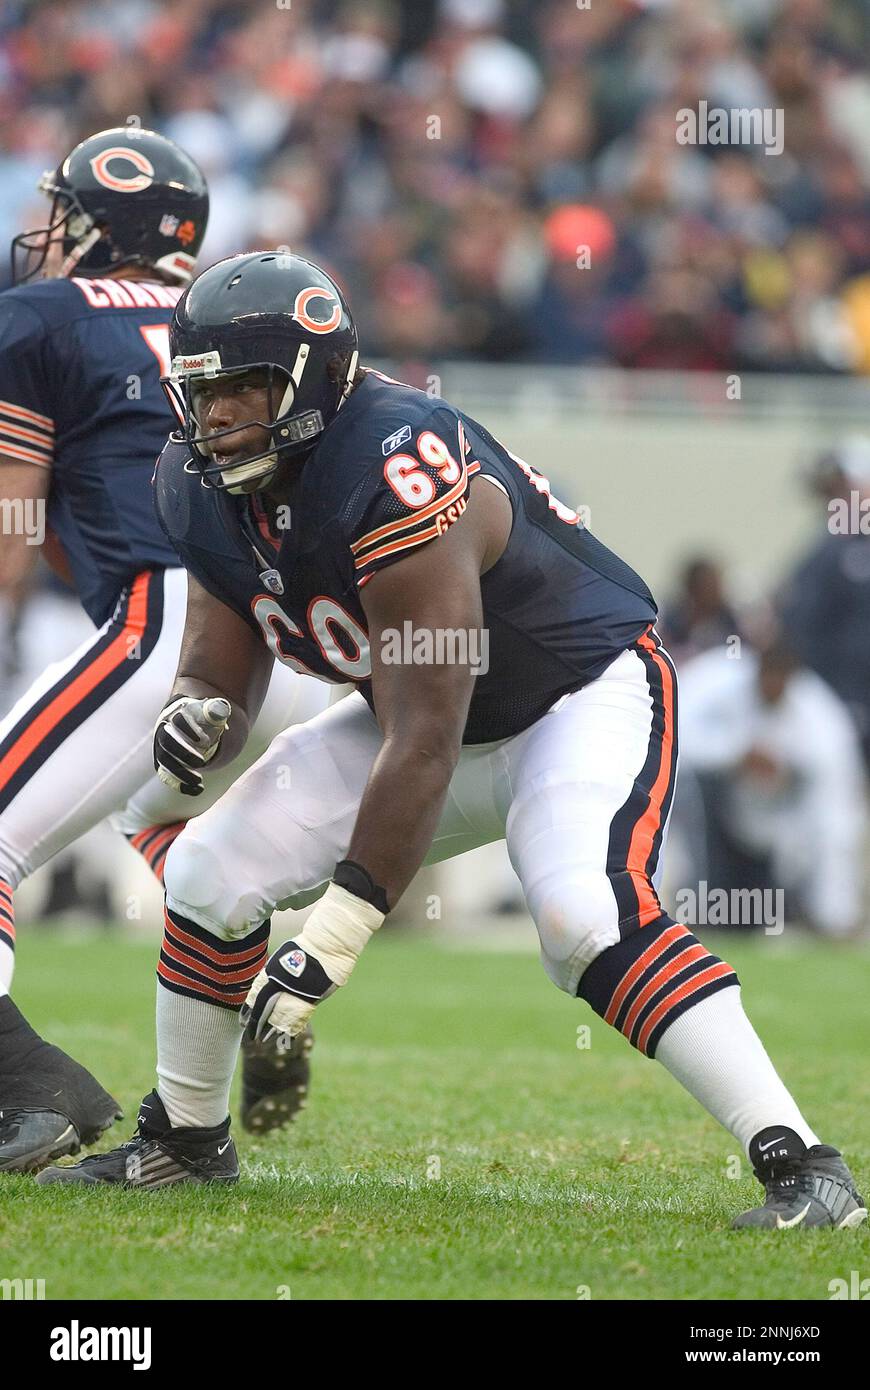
[153,695,231,797]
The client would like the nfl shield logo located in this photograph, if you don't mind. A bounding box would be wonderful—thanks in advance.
[260,568,284,595]
[280,948,307,977]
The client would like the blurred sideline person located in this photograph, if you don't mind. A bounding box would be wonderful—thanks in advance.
[781,437,870,766]
[678,640,866,938]
[659,556,744,668]
[40,252,866,1233]
[0,130,328,1176]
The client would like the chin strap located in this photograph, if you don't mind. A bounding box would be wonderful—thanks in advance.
[338,349,359,406]
[59,225,102,278]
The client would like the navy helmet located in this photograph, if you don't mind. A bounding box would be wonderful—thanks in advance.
[11,126,208,286]
[164,250,359,492]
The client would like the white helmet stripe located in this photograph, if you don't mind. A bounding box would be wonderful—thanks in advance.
[290,341,310,388]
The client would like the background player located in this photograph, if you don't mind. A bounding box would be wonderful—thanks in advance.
[0,134,326,1175]
[41,252,866,1232]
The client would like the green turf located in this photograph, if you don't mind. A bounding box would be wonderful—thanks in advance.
[1,928,867,1300]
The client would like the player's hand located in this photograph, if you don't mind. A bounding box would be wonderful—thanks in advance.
[240,944,338,1043]
[153,695,232,796]
[239,877,387,1042]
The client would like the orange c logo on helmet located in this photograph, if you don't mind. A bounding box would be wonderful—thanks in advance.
[89,147,155,193]
[293,286,342,334]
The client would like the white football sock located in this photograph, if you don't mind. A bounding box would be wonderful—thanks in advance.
[156,987,241,1129]
[0,941,13,995]
[654,985,820,1154]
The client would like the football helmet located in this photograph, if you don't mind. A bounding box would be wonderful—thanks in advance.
[11,126,208,285]
[163,250,359,492]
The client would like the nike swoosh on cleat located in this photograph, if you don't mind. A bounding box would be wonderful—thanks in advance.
[217,1140,231,1155]
[758,1136,787,1152]
[776,1202,812,1229]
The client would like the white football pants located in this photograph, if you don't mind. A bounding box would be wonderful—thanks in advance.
[164,634,678,994]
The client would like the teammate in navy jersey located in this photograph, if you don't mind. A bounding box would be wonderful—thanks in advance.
[0,270,184,624]
[43,252,865,1233]
[0,136,324,1176]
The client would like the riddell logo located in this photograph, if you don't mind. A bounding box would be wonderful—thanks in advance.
[172,350,222,377]
[50,1321,152,1370]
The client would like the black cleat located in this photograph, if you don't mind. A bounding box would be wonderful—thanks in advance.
[0,1109,82,1174]
[733,1127,868,1230]
[240,1025,313,1134]
[0,995,122,1174]
[36,1090,239,1188]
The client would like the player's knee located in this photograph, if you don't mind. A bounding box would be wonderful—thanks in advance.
[529,870,620,995]
[163,832,270,942]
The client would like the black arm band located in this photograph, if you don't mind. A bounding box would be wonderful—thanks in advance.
[333,860,390,915]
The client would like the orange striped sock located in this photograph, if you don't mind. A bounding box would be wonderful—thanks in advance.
[126,822,186,885]
[578,914,738,1057]
[0,878,15,992]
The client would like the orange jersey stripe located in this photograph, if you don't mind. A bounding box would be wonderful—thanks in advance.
[354,520,443,571]
[351,460,479,556]
[0,400,54,432]
[0,573,150,795]
[0,439,53,467]
[0,419,55,451]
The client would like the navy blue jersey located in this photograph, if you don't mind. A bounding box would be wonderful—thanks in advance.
[154,370,657,743]
[0,275,182,624]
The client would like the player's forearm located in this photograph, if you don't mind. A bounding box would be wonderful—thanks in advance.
[345,734,460,907]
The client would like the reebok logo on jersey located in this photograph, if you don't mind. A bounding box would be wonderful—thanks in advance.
[280,948,307,977]
[381,424,412,456]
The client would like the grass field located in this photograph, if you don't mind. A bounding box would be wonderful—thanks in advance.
[1,926,867,1301]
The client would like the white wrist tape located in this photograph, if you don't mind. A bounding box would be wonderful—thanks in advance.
[294,882,385,988]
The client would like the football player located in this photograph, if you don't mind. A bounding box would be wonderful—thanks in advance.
[0,135,326,1175]
[41,251,866,1230]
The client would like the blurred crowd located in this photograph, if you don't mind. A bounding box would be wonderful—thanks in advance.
[3,0,870,371]
[659,436,870,938]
